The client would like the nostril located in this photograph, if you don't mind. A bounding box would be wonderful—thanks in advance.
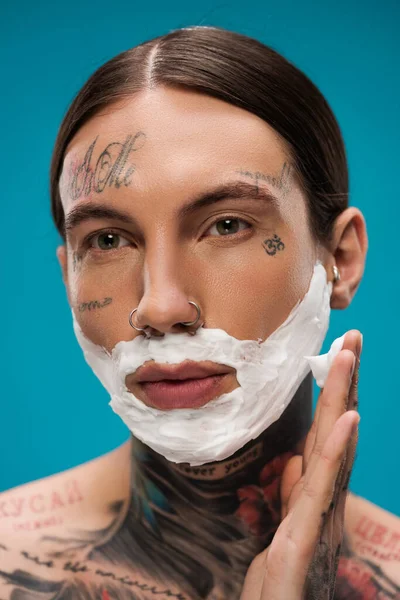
[139,326,164,338]
[131,299,202,336]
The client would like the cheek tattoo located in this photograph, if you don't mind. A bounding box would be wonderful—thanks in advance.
[78,297,113,312]
[67,131,146,201]
[262,234,285,256]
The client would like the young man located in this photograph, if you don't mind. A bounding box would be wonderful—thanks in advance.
[1,27,399,600]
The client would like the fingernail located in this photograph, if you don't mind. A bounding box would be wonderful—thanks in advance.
[352,414,360,434]
[357,333,363,359]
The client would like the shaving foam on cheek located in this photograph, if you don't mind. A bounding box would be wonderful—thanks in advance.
[72,262,344,466]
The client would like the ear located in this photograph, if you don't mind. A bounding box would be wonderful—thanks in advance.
[328,208,368,309]
[56,245,72,306]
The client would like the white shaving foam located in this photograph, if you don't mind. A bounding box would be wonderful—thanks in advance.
[305,334,345,387]
[71,262,345,465]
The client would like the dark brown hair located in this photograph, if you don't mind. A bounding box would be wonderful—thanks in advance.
[50,26,348,242]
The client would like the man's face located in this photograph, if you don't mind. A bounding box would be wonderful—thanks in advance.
[58,86,318,398]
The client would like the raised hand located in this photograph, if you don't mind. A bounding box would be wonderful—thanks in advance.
[241,330,362,600]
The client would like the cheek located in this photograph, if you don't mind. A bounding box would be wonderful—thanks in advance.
[70,229,315,349]
[70,262,139,351]
[199,236,314,340]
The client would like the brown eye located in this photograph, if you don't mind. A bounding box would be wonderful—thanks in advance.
[91,232,130,250]
[207,218,251,236]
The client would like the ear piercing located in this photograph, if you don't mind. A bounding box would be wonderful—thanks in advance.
[332,265,341,283]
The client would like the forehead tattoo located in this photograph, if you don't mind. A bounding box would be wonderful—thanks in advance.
[63,132,146,202]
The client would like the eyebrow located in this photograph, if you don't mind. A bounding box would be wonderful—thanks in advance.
[177,181,279,218]
[64,204,135,234]
[64,181,279,234]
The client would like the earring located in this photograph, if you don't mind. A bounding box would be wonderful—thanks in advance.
[332,265,341,283]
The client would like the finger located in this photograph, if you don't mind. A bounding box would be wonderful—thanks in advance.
[330,421,359,553]
[280,455,303,519]
[302,399,321,475]
[293,410,359,542]
[303,329,362,473]
[302,330,362,582]
[331,399,360,549]
[346,332,362,412]
[261,411,359,599]
[303,330,361,474]
[329,332,362,547]
[305,349,355,478]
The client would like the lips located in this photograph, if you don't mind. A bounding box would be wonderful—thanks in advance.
[135,360,231,383]
[129,360,236,410]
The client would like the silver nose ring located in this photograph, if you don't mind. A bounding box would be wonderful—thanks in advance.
[129,308,150,337]
[129,300,202,335]
[180,301,201,326]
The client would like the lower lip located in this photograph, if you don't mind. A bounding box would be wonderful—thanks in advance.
[139,374,229,410]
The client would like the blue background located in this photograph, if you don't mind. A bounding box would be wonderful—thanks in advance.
[1,0,399,516]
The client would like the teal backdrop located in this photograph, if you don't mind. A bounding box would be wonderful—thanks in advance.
[1,0,399,516]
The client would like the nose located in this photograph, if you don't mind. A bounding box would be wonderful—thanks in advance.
[133,253,201,336]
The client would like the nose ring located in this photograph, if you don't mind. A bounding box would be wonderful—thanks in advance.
[129,300,202,336]
[129,308,150,337]
[180,301,201,326]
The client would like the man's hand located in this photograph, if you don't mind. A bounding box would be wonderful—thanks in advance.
[241,330,362,600]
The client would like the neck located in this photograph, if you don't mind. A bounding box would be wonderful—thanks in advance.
[124,374,312,598]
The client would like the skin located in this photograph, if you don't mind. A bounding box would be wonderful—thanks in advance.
[1,86,399,599]
[58,87,323,352]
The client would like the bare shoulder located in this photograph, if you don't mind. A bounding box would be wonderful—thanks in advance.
[337,492,400,598]
[0,442,183,600]
[0,440,131,545]
[345,493,400,572]
[345,492,399,534]
[0,442,132,599]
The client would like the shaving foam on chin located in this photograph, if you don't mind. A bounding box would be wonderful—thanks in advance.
[72,262,343,466]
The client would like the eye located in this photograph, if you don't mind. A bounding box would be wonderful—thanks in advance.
[206,217,252,237]
[89,231,131,250]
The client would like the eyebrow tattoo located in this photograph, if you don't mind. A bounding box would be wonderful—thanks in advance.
[65,132,146,202]
[236,162,292,197]
[177,181,279,219]
[64,181,280,235]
